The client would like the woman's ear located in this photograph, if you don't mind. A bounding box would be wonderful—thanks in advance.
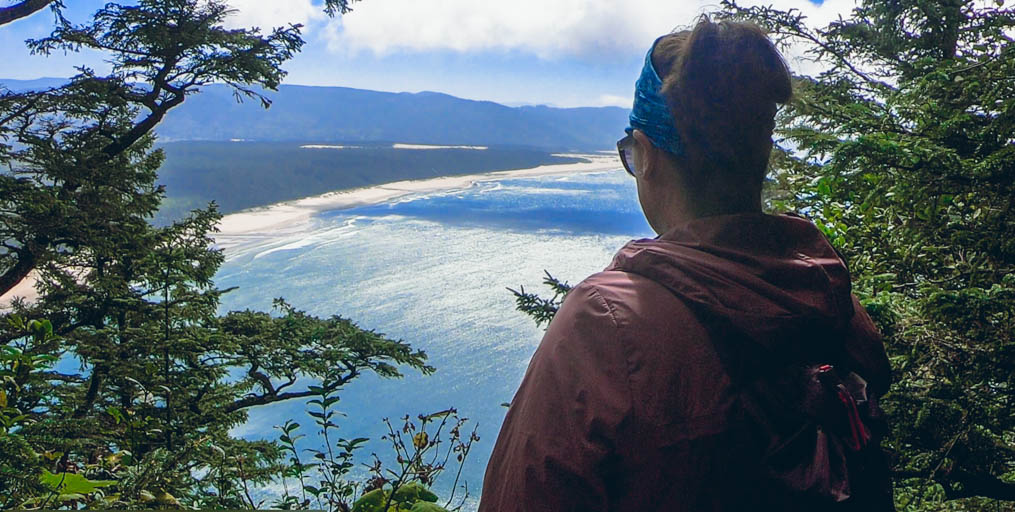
[631,129,658,180]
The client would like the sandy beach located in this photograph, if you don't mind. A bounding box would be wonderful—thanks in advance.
[213,153,621,251]
[0,153,620,308]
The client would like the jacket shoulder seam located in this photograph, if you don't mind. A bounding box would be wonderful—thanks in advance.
[585,284,638,434]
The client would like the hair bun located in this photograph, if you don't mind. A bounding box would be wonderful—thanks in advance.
[654,17,793,177]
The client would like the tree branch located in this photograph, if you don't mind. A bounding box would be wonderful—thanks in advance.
[247,366,276,396]
[274,376,298,394]
[944,469,1015,501]
[223,389,316,414]
[0,246,37,297]
[72,365,106,419]
[99,92,183,157]
[223,373,356,414]
[0,0,54,27]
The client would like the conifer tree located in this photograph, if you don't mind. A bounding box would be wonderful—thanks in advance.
[516,2,1015,508]
[722,1,1014,507]
[0,0,441,507]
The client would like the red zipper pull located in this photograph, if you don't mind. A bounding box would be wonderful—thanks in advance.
[837,388,871,451]
[817,364,871,451]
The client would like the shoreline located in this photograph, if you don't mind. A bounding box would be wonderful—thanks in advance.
[213,153,621,251]
[1,153,621,307]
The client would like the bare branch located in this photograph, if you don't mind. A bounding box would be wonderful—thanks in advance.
[0,0,55,27]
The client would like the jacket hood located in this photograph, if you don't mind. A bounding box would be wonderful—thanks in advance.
[608,213,856,363]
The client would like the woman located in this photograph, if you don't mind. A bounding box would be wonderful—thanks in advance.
[479,17,894,512]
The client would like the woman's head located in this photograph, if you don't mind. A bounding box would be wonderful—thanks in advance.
[622,17,792,233]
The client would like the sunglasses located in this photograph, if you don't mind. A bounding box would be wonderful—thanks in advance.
[617,134,637,177]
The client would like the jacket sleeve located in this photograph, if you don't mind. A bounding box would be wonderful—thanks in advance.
[478,281,633,512]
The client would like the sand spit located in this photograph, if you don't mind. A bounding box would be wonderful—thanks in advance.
[213,153,620,251]
[300,144,363,150]
[392,143,488,150]
[0,153,621,307]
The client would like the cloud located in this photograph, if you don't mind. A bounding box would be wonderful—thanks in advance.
[595,94,632,108]
[216,0,326,32]
[324,0,859,67]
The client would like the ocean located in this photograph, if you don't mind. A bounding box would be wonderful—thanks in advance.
[214,168,654,509]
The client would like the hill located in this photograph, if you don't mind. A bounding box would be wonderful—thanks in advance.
[2,79,629,151]
[157,84,628,151]
[4,79,625,224]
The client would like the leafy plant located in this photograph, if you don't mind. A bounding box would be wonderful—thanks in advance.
[357,409,478,512]
[273,408,478,512]
[1,316,58,507]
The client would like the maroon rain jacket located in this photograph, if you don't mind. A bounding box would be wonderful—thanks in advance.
[480,213,894,511]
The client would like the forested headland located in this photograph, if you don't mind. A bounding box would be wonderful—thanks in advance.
[155,142,585,224]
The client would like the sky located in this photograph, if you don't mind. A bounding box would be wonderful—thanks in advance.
[1,0,850,108]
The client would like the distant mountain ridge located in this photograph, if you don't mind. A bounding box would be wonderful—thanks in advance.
[2,78,630,151]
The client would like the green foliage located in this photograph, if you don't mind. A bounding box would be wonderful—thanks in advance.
[1,238,435,507]
[275,408,475,512]
[508,271,572,329]
[350,485,448,512]
[1,0,458,509]
[39,470,116,495]
[28,0,304,107]
[720,0,1015,506]
[270,378,367,510]
[1,0,305,299]
[353,410,477,512]
[0,315,56,507]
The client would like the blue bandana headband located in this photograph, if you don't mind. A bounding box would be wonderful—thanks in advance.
[626,35,684,157]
